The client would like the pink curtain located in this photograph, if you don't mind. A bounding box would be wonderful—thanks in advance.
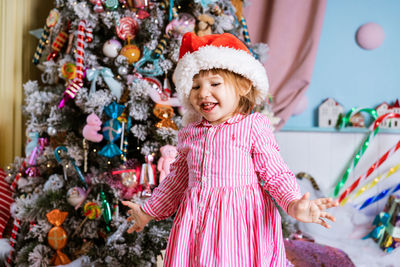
[244,0,327,129]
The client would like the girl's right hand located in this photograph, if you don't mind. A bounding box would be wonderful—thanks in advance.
[121,201,154,233]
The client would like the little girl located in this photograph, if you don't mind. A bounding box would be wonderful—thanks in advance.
[123,32,338,266]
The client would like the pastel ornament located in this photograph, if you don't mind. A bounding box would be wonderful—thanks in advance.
[157,145,178,183]
[356,23,385,50]
[103,39,122,58]
[43,174,64,192]
[66,187,87,207]
[82,113,103,142]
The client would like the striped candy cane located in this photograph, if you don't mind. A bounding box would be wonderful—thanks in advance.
[338,140,400,204]
[86,26,93,43]
[240,17,251,45]
[75,20,87,81]
[32,25,51,65]
[5,219,21,267]
[333,108,378,197]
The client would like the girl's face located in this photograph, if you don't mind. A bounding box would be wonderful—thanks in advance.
[189,72,240,125]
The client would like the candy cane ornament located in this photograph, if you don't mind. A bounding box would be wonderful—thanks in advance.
[338,139,400,204]
[75,20,87,81]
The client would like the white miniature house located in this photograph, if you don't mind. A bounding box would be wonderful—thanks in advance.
[376,100,400,129]
[318,98,344,128]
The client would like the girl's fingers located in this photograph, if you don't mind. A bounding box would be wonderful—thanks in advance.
[121,201,136,209]
[317,218,331,228]
[319,212,336,222]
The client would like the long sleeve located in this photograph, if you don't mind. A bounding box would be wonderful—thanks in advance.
[251,114,302,213]
[141,131,189,220]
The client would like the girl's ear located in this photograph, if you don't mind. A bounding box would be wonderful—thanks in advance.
[239,85,252,96]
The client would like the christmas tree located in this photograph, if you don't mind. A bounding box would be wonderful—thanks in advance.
[3,0,270,266]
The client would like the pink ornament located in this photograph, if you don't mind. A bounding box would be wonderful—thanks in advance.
[356,23,385,50]
[82,113,103,142]
[166,13,196,39]
[157,145,177,183]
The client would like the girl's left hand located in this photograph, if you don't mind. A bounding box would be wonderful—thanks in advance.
[288,192,339,228]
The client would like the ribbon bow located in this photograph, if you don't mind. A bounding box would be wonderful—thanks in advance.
[86,67,122,100]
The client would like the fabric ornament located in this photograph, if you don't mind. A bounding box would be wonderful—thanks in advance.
[153,104,178,130]
[98,102,125,158]
[86,67,122,100]
[82,113,103,142]
[174,32,269,126]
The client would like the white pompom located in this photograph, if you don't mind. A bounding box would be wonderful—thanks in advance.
[0,238,12,261]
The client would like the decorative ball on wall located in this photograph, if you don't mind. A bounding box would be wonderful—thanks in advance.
[356,22,385,50]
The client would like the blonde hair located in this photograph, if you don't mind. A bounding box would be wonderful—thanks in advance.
[194,69,259,115]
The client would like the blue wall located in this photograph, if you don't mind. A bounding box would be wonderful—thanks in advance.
[284,0,400,129]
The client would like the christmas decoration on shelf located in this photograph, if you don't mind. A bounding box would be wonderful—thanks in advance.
[3,0,271,265]
[376,99,400,129]
[318,98,344,128]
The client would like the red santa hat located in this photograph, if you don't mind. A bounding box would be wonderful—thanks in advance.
[173,32,269,125]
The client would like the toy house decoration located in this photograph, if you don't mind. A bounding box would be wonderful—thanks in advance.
[318,98,344,128]
[376,99,400,129]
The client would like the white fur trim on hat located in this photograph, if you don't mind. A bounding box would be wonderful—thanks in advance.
[173,45,269,126]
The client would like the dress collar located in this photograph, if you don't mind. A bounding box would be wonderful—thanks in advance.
[193,113,246,127]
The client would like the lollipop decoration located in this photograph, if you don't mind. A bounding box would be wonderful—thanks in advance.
[72,202,101,236]
[116,17,138,41]
[46,209,71,265]
[54,146,88,189]
[32,9,59,65]
[98,102,125,158]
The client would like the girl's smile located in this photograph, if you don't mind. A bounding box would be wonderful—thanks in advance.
[189,72,240,125]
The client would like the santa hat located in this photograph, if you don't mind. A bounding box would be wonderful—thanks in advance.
[173,32,269,126]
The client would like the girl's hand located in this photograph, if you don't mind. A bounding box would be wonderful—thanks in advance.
[287,192,339,228]
[121,201,154,233]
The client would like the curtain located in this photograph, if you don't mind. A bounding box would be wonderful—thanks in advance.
[244,0,327,130]
[0,0,52,168]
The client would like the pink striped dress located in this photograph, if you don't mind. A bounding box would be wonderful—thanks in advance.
[142,112,302,266]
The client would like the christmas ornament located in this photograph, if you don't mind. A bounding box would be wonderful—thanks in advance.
[145,76,180,106]
[195,14,214,37]
[46,209,71,265]
[75,20,87,81]
[47,30,69,61]
[98,102,125,158]
[85,26,93,43]
[116,17,138,41]
[104,0,119,10]
[134,45,165,76]
[82,113,103,142]
[58,80,84,108]
[118,66,128,75]
[66,187,88,208]
[86,67,123,100]
[72,202,101,236]
[43,174,64,192]
[117,112,131,162]
[166,13,196,39]
[359,182,400,210]
[47,126,57,136]
[91,0,105,13]
[140,155,156,197]
[102,39,122,58]
[153,104,178,130]
[61,62,77,80]
[5,218,21,267]
[54,146,88,189]
[120,44,141,64]
[32,9,59,65]
[100,191,112,232]
[157,145,177,183]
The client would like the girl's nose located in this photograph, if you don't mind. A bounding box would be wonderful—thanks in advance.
[198,85,211,98]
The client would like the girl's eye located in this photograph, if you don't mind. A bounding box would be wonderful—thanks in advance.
[192,85,200,90]
[211,83,221,87]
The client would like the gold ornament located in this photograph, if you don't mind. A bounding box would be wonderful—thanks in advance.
[153,104,178,130]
